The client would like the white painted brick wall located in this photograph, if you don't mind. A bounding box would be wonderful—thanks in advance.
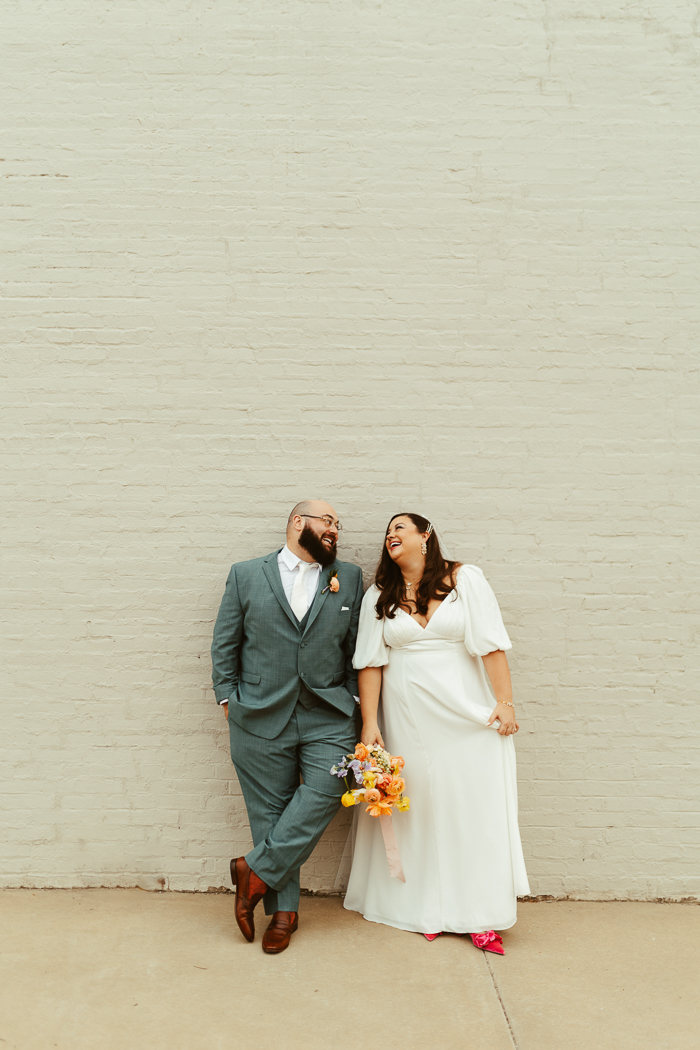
[1,1,698,900]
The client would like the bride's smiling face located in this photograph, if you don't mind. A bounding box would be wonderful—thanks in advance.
[385,516,424,562]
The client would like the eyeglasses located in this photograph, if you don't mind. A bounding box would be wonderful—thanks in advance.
[301,515,343,531]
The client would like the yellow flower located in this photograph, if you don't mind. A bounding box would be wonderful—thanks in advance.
[363,772,378,788]
[397,796,410,812]
[341,792,358,807]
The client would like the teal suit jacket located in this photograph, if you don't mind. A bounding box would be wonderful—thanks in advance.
[211,550,364,739]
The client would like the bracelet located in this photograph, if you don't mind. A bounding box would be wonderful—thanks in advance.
[498,701,515,709]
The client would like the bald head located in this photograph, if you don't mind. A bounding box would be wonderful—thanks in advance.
[286,500,337,531]
[287,500,315,528]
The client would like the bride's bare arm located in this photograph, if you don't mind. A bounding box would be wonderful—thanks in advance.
[482,649,520,736]
[359,666,385,748]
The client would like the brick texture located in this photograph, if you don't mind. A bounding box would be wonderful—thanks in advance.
[1,1,698,899]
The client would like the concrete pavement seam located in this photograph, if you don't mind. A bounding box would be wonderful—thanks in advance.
[484,955,519,1049]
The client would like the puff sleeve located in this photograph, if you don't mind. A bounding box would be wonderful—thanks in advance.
[458,565,512,657]
[352,585,389,669]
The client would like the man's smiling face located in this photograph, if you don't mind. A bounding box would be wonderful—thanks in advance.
[296,502,340,567]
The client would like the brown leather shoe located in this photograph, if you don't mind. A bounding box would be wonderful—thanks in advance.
[262,911,299,954]
[230,857,268,943]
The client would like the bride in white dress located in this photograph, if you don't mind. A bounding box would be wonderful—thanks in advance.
[344,513,529,952]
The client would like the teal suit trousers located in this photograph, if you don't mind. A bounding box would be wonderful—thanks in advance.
[230,692,357,913]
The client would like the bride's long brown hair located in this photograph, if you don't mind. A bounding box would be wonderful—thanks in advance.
[374,512,460,620]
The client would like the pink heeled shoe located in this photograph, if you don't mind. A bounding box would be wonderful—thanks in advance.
[423,933,442,941]
[470,931,504,955]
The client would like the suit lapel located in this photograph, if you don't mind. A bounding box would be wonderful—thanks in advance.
[261,551,300,631]
[303,561,336,635]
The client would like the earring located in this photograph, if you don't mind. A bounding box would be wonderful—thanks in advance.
[421,541,427,555]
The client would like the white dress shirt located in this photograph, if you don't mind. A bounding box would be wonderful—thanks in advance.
[219,546,321,705]
[276,545,322,609]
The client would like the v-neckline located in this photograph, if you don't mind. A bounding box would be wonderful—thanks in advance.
[400,589,455,631]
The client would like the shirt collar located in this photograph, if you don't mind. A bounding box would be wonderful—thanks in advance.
[279,545,319,572]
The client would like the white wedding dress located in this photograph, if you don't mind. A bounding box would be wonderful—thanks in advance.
[344,565,529,935]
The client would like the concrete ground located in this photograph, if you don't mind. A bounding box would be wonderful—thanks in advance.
[0,891,697,1050]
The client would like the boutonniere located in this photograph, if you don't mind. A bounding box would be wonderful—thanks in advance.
[322,569,339,594]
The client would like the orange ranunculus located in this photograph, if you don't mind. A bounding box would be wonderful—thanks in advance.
[354,743,369,762]
[366,800,393,818]
[376,773,392,790]
[391,756,405,772]
[385,777,406,796]
[329,577,340,592]
[364,787,381,805]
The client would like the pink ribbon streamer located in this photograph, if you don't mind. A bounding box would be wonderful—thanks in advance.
[379,813,406,882]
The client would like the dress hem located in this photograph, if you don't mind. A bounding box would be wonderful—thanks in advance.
[343,902,518,935]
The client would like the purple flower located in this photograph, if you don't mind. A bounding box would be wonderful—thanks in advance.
[330,754,354,778]
[347,759,365,785]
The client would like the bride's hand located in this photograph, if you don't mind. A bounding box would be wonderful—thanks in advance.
[361,722,385,748]
[488,703,519,736]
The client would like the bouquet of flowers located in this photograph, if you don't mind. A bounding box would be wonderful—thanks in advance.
[331,742,410,816]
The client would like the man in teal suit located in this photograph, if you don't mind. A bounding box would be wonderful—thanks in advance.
[212,500,364,954]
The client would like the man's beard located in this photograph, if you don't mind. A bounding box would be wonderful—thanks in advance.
[298,524,337,567]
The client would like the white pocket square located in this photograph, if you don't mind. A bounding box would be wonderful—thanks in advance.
[341,606,350,611]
